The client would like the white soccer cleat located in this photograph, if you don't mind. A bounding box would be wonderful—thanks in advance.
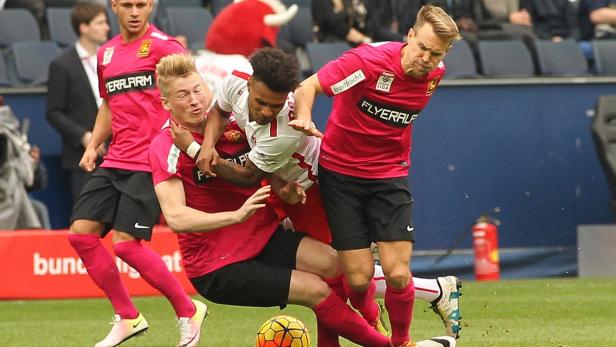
[416,336,456,347]
[177,299,208,347]
[431,276,462,339]
[94,313,148,347]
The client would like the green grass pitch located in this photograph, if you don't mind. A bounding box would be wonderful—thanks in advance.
[1,277,615,346]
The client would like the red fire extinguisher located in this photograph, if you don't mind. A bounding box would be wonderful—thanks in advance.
[472,216,500,281]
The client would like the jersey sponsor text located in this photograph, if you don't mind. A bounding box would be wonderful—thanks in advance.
[105,71,156,96]
[357,97,419,127]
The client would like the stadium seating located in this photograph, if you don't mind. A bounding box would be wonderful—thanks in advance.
[305,42,351,73]
[286,6,314,48]
[477,40,535,77]
[284,0,311,7]
[6,42,62,86]
[443,39,480,78]
[0,56,13,87]
[163,7,213,50]
[158,0,202,8]
[534,40,589,76]
[211,0,233,16]
[0,9,41,48]
[47,8,78,48]
[591,94,616,213]
[592,40,616,75]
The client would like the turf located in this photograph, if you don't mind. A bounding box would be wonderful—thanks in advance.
[1,277,615,346]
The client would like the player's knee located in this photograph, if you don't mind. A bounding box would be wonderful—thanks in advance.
[383,265,410,289]
[320,247,342,279]
[306,277,332,306]
[69,219,102,235]
[346,271,372,292]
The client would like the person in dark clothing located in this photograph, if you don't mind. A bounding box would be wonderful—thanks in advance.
[523,0,577,41]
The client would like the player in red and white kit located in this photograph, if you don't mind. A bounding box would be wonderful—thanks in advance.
[67,1,206,346]
[291,6,462,346]
[150,53,394,347]
[174,48,462,342]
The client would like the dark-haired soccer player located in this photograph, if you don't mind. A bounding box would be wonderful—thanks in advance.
[67,1,205,346]
[150,53,394,347]
[291,5,462,346]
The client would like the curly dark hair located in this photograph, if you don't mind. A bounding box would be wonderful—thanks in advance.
[249,48,299,93]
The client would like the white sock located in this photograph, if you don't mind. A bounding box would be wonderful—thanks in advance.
[373,265,441,302]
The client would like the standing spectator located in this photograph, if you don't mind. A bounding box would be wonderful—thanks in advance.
[46,2,109,205]
[578,0,616,40]
[66,1,206,346]
[292,5,460,346]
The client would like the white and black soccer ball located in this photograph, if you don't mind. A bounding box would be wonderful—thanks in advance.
[416,336,457,347]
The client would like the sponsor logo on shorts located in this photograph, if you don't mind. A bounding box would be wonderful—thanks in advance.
[134,222,150,229]
[105,71,156,96]
[357,97,419,127]
[331,69,365,95]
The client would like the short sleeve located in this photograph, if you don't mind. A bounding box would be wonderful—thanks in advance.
[149,132,182,185]
[216,74,236,112]
[156,38,186,60]
[97,52,107,99]
[316,47,367,96]
[248,135,300,173]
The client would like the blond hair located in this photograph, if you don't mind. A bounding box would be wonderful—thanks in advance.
[414,5,461,43]
[156,53,197,97]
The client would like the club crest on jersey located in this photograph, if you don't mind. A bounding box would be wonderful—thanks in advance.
[223,129,244,143]
[102,47,114,65]
[137,39,152,57]
[426,77,441,96]
[376,71,395,92]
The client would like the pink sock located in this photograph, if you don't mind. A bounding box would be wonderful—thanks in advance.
[113,240,195,318]
[385,280,415,346]
[324,274,347,303]
[344,277,379,325]
[313,292,390,347]
[68,233,138,319]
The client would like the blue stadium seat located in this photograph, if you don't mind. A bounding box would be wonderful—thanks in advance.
[211,0,233,16]
[284,0,311,7]
[478,40,535,77]
[164,7,213,51]
[443,39,480,78]
[286,6,314,48]
[47,8,78,48]
[593,40,616,75]
[0,9,41,48]
[534,40,589,76]
[7,42,62,86]
[0,56,13,87]
[305,42,351,73]
[158,0,202,7]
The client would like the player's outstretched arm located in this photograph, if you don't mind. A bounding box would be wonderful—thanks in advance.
[291,74,324,138]
[154,177,270,233]
[198,102,230,176]
[79,100,112,172]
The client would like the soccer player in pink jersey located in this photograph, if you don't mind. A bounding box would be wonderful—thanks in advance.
[173,47,462,343]
[291,6,462,346]
[150,53,396,347]
[67,1,206,346]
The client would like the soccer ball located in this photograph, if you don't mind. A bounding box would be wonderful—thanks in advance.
[256,315,310,347]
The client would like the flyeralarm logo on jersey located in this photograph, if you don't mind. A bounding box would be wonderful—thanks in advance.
[357,97,419,127]
[105,71,156,96]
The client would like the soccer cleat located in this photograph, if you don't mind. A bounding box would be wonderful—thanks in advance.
[177,299,208,347]
[395,340,417,347]
[416,336,456,347]
[431,276,462,339]
[94,313,148,347]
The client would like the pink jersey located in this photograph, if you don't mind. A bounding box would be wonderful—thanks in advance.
[98,25,185,172]
[149,122,279,278]
[317,42,445,179]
